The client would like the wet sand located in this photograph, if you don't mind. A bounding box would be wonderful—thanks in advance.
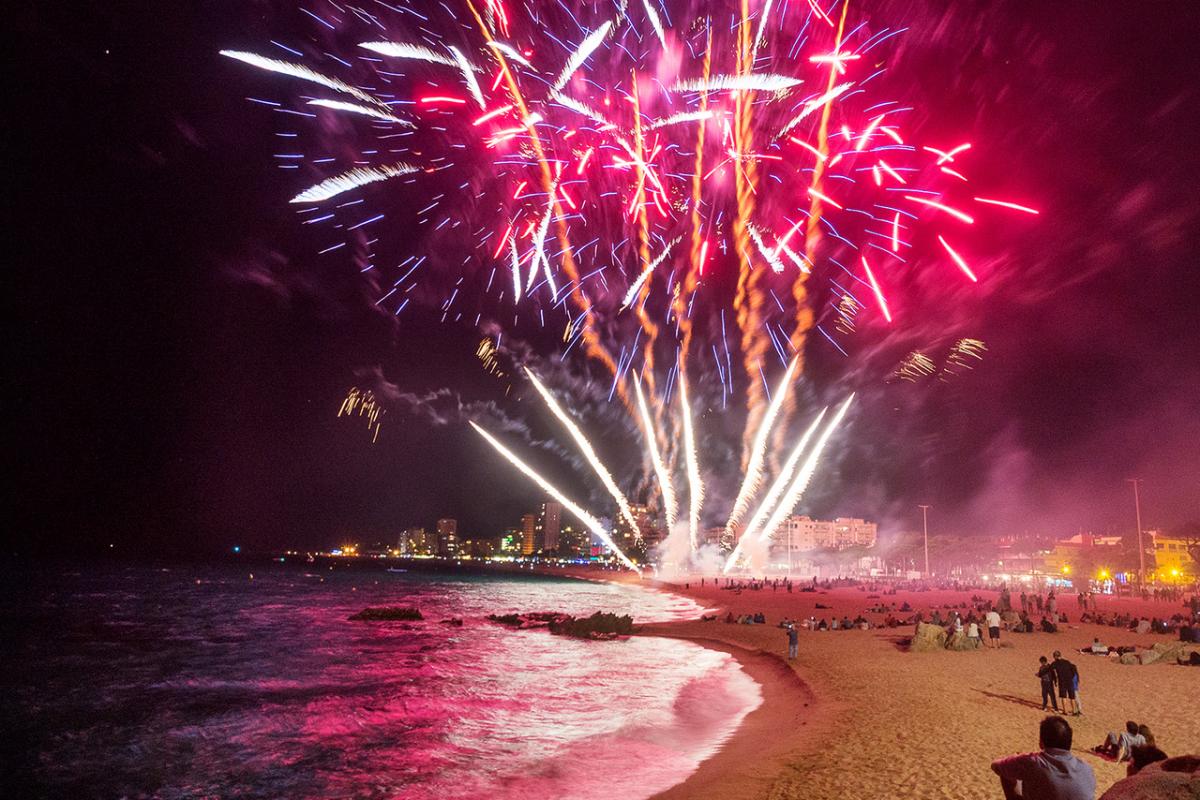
[639,578,1199,800]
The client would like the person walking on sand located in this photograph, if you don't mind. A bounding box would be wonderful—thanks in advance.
[986,608,1002,649]
[991,716,1096,800]
[786,622,799,660]
[1037,656,1059,712]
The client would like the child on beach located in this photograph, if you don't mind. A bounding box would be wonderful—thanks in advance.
[1036,656,1058,712]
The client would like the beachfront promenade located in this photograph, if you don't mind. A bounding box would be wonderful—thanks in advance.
[639,582,1199,800]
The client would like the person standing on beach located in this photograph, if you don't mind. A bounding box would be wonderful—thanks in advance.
[986,608,1002,649]
[1037,656,1059,712]
[786,623,799,660]
[1050,651,1079,716]
[991,716,1096,800]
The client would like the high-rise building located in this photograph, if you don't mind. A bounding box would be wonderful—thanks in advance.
[540,501,562,552]
[521,513,538,556]
[557,524,590,559]
[436,518,458,558]
[500,527,523,554]
[459,539,496,559]
[402,527,431,556]
[613,503,655,552]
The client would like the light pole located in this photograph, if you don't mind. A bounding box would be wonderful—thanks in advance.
[919,505,932,578]
[1127,479,1144,588]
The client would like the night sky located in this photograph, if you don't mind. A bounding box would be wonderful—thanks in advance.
[11,1,1199,557]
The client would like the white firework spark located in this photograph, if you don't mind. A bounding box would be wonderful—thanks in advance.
[289,164,419,204]
[633,375,678,530]
[550,91,620,130]
[357,41,462,69]
[724,357,798,536]
[723,406,826,571]
[647,110,717,130]
[448,45,486,109]
[486,40,534,69]
[306,99,413,126]
[469,422,640,571]
[621,237,681,310]
[776,82,855,140]
[753,394,855,547]
[219,50,385,107]
[642,0,668,48]
[552,20,614,92]
[678,373,704,552]
[748,224,788,274]
[671,73,803,93]
[523,368,644,542]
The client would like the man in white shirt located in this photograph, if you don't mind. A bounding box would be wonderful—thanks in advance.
[986,609,1003,649]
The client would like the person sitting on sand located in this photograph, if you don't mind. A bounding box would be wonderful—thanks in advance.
[724,611,735,624]
[1091,721,1145,762]
[817,618,828,631]
[1040,616,1058,634]
[1083,638,1108,655]
[1127,741,1168,777]
[841,615,853,630]
[991,716,1095,800]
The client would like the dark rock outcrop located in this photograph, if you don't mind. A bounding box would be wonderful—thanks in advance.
[348,606,423,621]
[487,611,634,640]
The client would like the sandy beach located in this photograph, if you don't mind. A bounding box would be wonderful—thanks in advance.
[637,578,1199,800]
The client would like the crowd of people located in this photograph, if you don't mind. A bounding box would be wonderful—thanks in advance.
[696,577,1195,798]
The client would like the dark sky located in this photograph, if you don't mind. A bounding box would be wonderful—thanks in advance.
[11,1,1199,557]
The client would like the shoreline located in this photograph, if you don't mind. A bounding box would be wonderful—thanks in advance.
[521,565,822,800]
[637,626,822,800]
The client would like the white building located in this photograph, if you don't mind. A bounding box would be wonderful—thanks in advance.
[770,516,877,554]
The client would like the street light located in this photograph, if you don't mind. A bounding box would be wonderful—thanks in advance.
[1126,478,1144,588]
[918,504,932,577]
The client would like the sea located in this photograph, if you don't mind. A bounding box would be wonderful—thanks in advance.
[3,561,761,799]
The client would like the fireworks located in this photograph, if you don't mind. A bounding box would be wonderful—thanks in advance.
[225,0,1034,570]
[338,387,385,443]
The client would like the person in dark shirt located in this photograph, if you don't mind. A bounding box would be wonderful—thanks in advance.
[1037,656,1059,712]
[992,716,1096,800]
[1051,651,1079,716]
